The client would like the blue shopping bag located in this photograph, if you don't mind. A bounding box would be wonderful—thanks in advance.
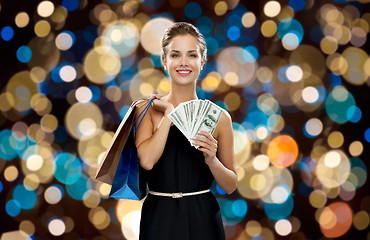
[108,98,154,200]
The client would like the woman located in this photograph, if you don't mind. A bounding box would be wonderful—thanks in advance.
[135,22,237,240]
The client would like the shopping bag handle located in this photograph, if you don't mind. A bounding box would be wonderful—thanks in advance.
[133,97,156,132]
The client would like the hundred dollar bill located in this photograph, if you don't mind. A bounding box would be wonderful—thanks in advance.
[190,101,223,148]
[186,100,198,133]
[191,100,210,137]
[168,111,190,139]
[168,99,224,148]
[193,101,223,137]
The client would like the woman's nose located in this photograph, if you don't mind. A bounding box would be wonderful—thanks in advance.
[179,56,188,66]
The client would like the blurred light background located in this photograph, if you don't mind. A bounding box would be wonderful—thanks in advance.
[0,0,369,239]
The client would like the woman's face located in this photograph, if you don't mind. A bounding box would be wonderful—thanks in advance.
[162,34,205,86]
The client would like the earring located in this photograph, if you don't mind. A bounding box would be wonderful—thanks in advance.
[164,66,167,71]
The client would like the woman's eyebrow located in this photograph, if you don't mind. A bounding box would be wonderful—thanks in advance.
[170,50,197,53]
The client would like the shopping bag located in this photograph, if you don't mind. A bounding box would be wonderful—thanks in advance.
[95,98,154,200]
[108,123,146,199]
[109,98,154,200]
[95,99,141,184]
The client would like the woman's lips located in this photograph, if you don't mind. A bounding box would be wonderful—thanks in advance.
[176,70,192,77]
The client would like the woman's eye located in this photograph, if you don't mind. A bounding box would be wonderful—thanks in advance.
[189,54,197,58]
[171,54,179,58]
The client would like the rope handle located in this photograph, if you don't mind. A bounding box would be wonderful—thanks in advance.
[133,97,156,132]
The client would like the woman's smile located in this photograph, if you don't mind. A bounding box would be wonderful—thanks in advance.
[176,69,192,77]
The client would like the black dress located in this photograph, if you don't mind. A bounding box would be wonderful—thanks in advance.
[139,125,225,240]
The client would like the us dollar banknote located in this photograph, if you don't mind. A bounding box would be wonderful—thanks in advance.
[168,99,223,148]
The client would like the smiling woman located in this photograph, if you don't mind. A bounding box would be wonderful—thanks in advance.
[134,22,237,240]
[162,34,204,86]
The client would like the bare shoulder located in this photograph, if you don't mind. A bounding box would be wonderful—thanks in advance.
[215,109,233,139]
[220,110,232,125]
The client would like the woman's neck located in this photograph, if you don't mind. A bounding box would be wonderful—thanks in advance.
[165,83,198,108]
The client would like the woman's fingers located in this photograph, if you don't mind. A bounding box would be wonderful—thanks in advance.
[193,139,215,149]
[195,131,217,144]
[192,132,218,153]
[151,98,174,113]
[149,93,161,100]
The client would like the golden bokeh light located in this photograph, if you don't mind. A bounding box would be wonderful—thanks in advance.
[19,220,36,235]
[233,124,251,166]
[348,140,363,157]
[34,20,51,37]
[140,18,174,55]
[26,154,44,171]
[129,68,166,100]
[309,189,327,208]
[65,102,103,140]
[353,211,369,230]
[40,114,58,133]
[242,12,256,28]
[320,36,338,54]
[105,85,122,102]
[315,150,350,188]
[327,131,344,148]
[89,207,110,230]
[84,46,121,84]
[50,5,68,23]
[15,12,30,28]
[4,166,19,182]
[224,92,240,111]
[23,174,40,190]
[245,220,262,237]
[261,20,277,37]
[214,1,228,16]
[83,190,101,208]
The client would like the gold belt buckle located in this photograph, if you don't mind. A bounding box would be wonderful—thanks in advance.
[172,192,183,198]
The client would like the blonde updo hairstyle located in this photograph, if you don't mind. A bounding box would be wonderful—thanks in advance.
[161,22,207,63]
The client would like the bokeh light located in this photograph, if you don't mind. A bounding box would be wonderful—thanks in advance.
[140,18,174,55]
[103,20,140,57]
[1,26,14,41]
[0,0,369,239]
[318,202,353,238]
[267,135,299,168]
[37,1,55,18]
[15,12,30,28]
[264,1,281,18]
[275,219,292,236]
[83,46,121,84]
[48,218,66,236]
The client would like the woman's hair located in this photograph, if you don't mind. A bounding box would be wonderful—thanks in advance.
[161,22,207,62]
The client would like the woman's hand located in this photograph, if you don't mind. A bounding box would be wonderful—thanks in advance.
[192,131,218,165]
[149,94,174,115]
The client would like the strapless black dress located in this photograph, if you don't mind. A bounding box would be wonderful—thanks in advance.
[139,125,225,240]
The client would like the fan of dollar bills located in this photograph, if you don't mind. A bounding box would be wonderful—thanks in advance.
[167,100,223,148]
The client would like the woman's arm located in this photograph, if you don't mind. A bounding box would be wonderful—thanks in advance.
[134,97,174,171]
[192,111,237,194]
